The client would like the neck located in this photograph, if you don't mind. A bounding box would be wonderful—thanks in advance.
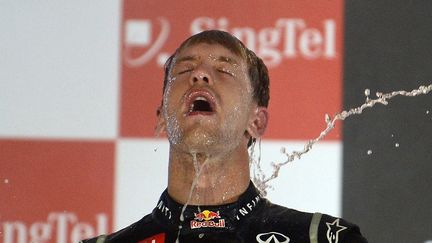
[167,145,250,206]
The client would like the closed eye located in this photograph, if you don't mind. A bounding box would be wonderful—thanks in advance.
[178,69,193,75]
[217,68,234,77]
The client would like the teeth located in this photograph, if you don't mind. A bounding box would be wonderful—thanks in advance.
[195,96,207,101]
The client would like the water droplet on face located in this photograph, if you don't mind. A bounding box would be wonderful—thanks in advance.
[367,150,373,155]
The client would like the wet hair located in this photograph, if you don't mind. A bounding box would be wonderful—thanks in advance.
[163,30,270,108]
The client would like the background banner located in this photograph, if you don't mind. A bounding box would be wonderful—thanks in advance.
[0,1,431,243]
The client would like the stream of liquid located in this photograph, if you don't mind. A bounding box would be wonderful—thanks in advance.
[251,84,432,195]
[175,153,208,243]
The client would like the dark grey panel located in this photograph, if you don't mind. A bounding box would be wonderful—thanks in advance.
[343,1,432,243]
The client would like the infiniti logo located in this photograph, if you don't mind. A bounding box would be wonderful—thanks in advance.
[256,232,290,243]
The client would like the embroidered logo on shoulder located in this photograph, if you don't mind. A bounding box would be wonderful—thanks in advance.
[156,200,172,219]
[256,232,290,243]
[326,219,347,243]
[138,233,165,243]
[190,210,225,229]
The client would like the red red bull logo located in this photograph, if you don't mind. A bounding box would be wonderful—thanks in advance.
[190,210,225,229]
[194,210,220,221]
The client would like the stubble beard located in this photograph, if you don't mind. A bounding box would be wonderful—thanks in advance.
[165,107,247,157]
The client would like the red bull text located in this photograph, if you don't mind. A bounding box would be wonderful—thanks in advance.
[190,210,226,229]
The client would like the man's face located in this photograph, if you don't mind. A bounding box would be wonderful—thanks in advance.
[160,43,257,155]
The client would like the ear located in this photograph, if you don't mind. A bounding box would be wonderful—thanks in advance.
[155,106,166,137]
[246,107,268,139]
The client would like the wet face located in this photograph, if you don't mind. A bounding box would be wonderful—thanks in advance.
[159,43,258,155]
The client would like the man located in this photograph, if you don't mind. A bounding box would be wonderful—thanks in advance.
[82,30,367,243]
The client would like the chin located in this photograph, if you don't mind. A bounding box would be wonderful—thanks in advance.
[182,135,217,153]
[169,126,243,154]
[169,136,220,156]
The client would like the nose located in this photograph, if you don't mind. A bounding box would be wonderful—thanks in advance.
[190,65,213,86]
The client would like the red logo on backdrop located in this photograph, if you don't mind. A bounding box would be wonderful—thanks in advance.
[123,17,335,68]
[124,18,171,67]
[120,0,343,140]
[1,212,108,243]
[138,233,165,243]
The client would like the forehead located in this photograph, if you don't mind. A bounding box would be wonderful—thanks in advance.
[175,43,245,65]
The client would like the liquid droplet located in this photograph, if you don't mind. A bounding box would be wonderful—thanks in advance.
[364,89,371,102]
[325,113,331,123]
[364,89,370,97]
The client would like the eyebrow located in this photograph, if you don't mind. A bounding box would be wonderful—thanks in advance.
[175,55,239,66]
[221,57,241,67]
[215,55,239,65]
[175,55,197,64]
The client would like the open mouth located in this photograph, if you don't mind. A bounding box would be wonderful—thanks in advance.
[190,97,213,113]
[185,90,216,115]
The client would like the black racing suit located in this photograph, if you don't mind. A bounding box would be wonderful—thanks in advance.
[81,182,367,243]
